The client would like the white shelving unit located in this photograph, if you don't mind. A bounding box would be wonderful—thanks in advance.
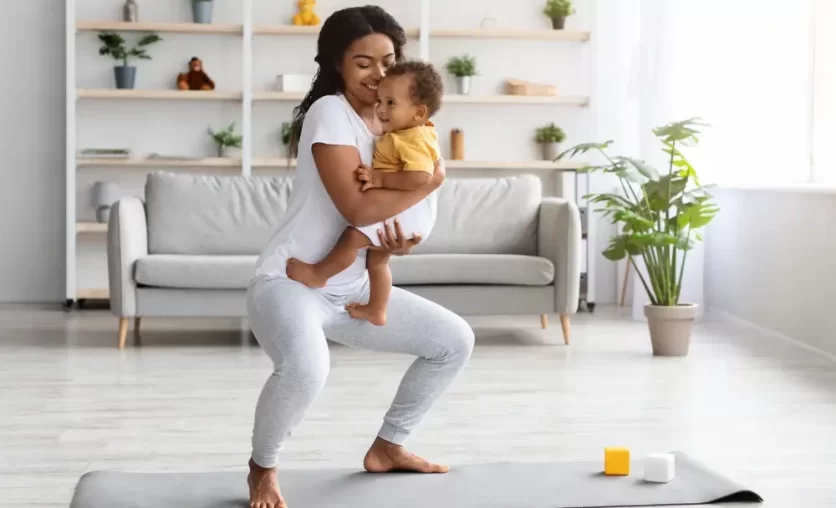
[65,0,595,310]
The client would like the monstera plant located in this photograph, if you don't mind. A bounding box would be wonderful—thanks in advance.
[559,117,719,356]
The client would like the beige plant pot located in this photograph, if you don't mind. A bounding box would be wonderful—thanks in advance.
[643,303,699,356]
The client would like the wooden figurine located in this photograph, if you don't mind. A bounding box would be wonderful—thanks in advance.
[177,57,215,91]
[292,0,320,26]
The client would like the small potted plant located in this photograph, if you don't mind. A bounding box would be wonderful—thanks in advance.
[208,122,243,158]
[559,118,719,357]
[543,0,576,30]
[97,31,162,89]
[446,54,477,95]
[535,122,566,160]
[191,0,214,24]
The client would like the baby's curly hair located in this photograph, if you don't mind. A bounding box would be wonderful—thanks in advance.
[385,60,444,117]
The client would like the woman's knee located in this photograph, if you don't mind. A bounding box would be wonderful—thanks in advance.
[433,312,475,361]
[274,343,330,392]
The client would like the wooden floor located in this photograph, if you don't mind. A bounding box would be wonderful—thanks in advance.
[1,304,835,507]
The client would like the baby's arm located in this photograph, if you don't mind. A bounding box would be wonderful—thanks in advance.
[378,170,432,190]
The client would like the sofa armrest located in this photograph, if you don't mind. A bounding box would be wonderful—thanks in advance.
[107,197,148,317]
[538,197,582,314]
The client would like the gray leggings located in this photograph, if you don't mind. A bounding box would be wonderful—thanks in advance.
[246,275,475,468]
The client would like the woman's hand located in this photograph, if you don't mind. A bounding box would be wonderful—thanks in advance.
[370,218,422,256]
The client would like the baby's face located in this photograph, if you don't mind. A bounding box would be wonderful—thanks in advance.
[375,74,424,133]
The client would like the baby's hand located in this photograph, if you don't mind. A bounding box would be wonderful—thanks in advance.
[356,164,384,191]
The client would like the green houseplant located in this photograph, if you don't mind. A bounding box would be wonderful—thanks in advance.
[543,0,575,30]
[98,31,161,89]
[558,117,719,356]
[446,54,477,95]
[208,122,243,158]
[535,122,566,161]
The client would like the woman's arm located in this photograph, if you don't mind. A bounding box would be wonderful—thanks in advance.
[312,143,443,227]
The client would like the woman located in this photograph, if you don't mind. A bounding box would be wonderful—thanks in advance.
[246,6,475,508]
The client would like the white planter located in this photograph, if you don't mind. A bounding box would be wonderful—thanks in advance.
[541,142,561,161]
[456,76,471,95]
[644,304,699,356]
[220,146,241,158]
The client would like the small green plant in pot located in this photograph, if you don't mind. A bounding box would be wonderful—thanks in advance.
[98,31,162,89]
[543,0,576,30]
[446,54,477,95]
[208,122,243,158]
[558,117,719,356]
[535,122,566,161]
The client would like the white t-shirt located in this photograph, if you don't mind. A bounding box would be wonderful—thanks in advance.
[254,94,374,296]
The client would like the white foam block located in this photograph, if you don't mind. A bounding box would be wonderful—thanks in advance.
[644,453,675,483]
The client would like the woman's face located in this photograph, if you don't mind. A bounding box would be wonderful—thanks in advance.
[340,33,397,107]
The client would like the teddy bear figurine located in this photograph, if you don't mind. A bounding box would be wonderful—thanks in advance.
[292,0,320,26]
[177,57,215,91]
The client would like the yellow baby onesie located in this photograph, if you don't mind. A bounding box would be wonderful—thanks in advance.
[373,121,440,174]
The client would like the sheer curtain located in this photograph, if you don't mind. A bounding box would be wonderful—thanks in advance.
[625,0,814,315]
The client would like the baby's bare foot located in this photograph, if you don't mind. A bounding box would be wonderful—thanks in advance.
[286,258,327,288]
[346,302,387,326]
[247,459,286,508]
[363,437,449,473]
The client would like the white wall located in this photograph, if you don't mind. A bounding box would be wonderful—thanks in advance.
[2,0,645,304]
[705,187,836,356]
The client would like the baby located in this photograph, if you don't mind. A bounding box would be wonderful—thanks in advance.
[286,60,444,325]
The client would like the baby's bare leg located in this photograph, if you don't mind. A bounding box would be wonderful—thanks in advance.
[287,227,370,288]
[347,249,391,326]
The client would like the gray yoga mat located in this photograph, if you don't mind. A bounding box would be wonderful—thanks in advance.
[69,451,762,508]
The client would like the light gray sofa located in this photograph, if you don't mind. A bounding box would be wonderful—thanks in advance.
[107,171,582,348]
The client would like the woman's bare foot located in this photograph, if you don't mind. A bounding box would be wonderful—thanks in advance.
[363,437,449,473]
[346,302,387,326]
[247,458,286,508]
[286,258,327,288]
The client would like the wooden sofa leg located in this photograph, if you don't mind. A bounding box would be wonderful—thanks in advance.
[134,317,142,342]
[117,318,129,349]
[559,314,571,345]
[540,314,548,329]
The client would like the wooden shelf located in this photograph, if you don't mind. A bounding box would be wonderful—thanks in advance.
[77,157,241,168]
[445,94,589,105]
[76,222,107,234]
[430,28,590,41]
[253,91,587,106]
[76,20,242,34]
[252,91,304,101]
[252,158,583,171]
[253,25,420,38]
[77,89,242,100]
[445,160,584,170]
[253,158,297,168]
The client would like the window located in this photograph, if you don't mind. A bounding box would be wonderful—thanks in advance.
[643,0,817,187]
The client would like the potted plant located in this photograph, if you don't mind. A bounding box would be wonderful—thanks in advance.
[208,122,243,158]
[543,0,576,30]
[97,31,161,89]
[191,0,214,24]
[446,54,477,95]
[535,122,566,160]
[558,118,719,356]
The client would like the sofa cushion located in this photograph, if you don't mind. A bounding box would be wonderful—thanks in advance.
[135,255,258,289]
[414,175,542,256]
[390,254,554,286]
[134,253,554,289]
[145,172,292,255]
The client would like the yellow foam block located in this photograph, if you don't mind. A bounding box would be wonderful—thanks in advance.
[604,447,630,476]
